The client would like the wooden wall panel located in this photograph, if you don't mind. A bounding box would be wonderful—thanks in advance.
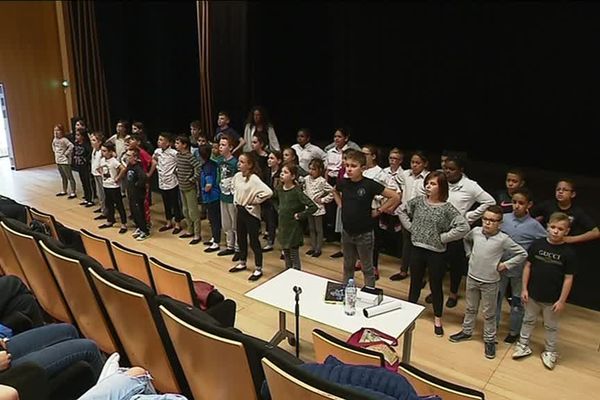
[0,1,69,169]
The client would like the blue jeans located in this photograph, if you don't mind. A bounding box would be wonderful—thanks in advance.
[79,369,187,400]
[7,323,104,379]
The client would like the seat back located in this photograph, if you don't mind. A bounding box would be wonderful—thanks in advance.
[312,329,384,367]
[0,220,72,323]
[0,222,29,287]
[398,362,485,400]
[27,207,60,240]
[80,229,116,270]
[110,242,154,289]
[262,357,345,400]
[149,257,197,307]
[39,240,118,354]
[159,305,257,400]
[88,268,181,394]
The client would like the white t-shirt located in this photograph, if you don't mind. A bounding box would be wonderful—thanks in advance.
[291,143,326,171]
[91,149,103,177]
[100,157,121,189]
[153,147,179,190]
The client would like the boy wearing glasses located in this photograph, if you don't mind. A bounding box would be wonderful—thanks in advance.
[449,205,527,359]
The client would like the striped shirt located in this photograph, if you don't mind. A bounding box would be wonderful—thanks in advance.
[176,151,201,191]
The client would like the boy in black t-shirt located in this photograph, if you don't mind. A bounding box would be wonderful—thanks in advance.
[512,212,576,370]
[333,150,400,287]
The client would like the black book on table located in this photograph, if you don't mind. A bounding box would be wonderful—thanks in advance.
[324,281,345,304]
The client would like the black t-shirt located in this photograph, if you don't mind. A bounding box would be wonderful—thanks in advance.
[336,177,384,235]
[527,238,577,303]
[495,190,513,214]
[532,200,597,236]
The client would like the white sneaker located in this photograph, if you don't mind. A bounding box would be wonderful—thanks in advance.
[136,232,150,241]
[132,228,142,238]
[541,351,558,370]
[512,342,533,359]
[97,352,120,383]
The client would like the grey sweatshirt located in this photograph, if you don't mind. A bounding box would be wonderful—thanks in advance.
[464,227,528,283]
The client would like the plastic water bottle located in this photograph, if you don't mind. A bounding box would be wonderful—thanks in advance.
[344,278,357,316]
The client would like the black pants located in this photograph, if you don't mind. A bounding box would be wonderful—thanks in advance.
[129,189,148,234]
[445,239,468,295]
[206,201,221,242]
[104,187,127,224]
[0,276,44,333]
[401,229,413,273]
[160,187,183,223]
[261,199,278,245]
[76,166,93,202]
[324,176,339,242]
[409,246,447,317]
[236,206,262,268]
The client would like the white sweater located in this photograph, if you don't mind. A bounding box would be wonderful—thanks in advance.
[448,175,496,224]
[232,172,273,219]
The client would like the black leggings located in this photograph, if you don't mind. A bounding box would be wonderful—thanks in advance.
[445,239,468,295]
[76,166,93,202]
[104,187,127,224]
[408,246,447,317]
[236,206,262,269]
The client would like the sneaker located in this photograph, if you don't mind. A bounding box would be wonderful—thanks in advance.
[217,248,235,256]
[132,228,142,238]
[56,192,67,197]
[68,193,77,199]
[97,352,120,383]
[203,238,214,246]
[434,325,444,337]
[504,333,519,344]
[541,351,558,370]
[305,249,314,255]
[232,252,241,262]
[262,244,274,252]
[485,342,496,359]
[330,251,343,259]
[79,201,88,206]
[248,270,263,281]
[446,296,458,308]
[204,242,220,253]
[512,342,533,359]
[449,331,472,343]
[85,202,95,207]
[228,263,247,273]
[136,232,150,241]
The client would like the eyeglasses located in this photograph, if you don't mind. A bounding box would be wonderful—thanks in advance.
[482,217,502,223]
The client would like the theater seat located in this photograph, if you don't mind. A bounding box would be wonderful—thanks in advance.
[80,229,116,270]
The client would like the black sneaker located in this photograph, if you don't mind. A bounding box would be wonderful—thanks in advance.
[232,252,241,262]
[434,325,444,337]
[485,342,496,359]
[449,331,472,343]
[217,248,235,256]
[446,297,458,308]
[504,333,519,344]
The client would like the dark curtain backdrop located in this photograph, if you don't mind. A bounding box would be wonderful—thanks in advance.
[94,1,200,142]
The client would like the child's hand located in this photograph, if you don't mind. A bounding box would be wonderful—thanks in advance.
[521,290,529,304]
[497,263,507,272]
[552,300,566,313]
[294,213,300,220]
[0,339,7,350]
[371,209,381,218]
[205,183,212,192]
[0,351,10,372]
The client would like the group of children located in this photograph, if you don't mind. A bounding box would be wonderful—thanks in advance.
[52,115,598,370]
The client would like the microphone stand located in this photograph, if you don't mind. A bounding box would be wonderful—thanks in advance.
[293,286,302,358]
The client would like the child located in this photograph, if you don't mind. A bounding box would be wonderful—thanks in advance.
[123,134,156,228]
[97,142,127,234]
[125,148,150,241]
[291,128,326,171]
[90,132,108,220]
[131,121,154,153]
[216,135,240,259]
[175,136,202,245]
[495,169,526,214]
[52,124,76,198]
[330,148,355,259]
[498,188,547,343]
[512,212,576,370]
[262,151,283,251]
[399,171,469,336]
[72,130,94,206]
[108,120,130,196]
[333,150,400,288]
[214,111,244,154]
[304,158,334,257]
[282,147,308,177]
[199,144,222,252]
[228,152,273,281]
[449,205,527,359]
[251,132,270,184]
[153,133,183,234]
[390,150,430,281]
[189,120,202,146]
[274,163,318,270]
[382,147,404,182]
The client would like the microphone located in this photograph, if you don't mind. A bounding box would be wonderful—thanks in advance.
[293,286,302,295]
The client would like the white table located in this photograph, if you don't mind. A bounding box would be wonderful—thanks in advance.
[246,269,425,363]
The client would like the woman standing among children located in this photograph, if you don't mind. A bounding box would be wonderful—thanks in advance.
[399,171,469,336]
[242,106,280,152]
[275,163,318,270]
[97,142,128,234]
[228,153,273,281]
[303,158,334,257]
[72,129,94,207]
[52,124,76,198]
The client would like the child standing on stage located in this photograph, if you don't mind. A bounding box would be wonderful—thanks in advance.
[175,136,202,245]
[228,153,273,281]
[495,168,526,214]
[73,129,94,207]
[97,142,127,234]
[153,133,183,234]
[199,144,222,253]
[125,148,150,241]
[275,163,318,270]
[216,135,240,259]
[303,158,334,257]
[90,132,107,220]
[262,151,283,252]
[52,124,76,198]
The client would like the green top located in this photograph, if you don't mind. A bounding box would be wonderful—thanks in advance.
[274,185,318,249]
